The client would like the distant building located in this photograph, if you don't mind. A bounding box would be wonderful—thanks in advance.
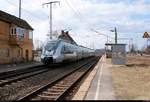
[0,10,33,64]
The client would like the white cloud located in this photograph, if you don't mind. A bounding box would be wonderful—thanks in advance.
[0,0,150,50]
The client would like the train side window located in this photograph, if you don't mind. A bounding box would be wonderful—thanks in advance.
[62,46,73,54]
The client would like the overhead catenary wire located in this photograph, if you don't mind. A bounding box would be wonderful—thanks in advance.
[69,0,91,24]
[64,0,100,34]
[65,0,148,39]
[61,0,136,47]
[64,0,84,22]
[5,0,49,21]
[42,1,60,39]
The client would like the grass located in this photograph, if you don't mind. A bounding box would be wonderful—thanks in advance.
[110,55,150,100]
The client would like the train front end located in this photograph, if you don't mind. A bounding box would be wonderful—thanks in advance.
[41,40,59,64]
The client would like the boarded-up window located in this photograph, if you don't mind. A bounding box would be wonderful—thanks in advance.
[7,49,9,57]
[0,21,8,34]
[0,48,10,57]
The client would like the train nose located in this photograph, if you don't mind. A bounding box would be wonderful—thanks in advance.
[42,57,53,64]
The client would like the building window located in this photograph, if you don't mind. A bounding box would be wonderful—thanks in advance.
[10,28,16,35]
[17,27,24,38]
[11,28,13,35]
[29,31,33,39]
[14,28,16,34]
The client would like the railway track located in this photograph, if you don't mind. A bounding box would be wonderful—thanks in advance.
[0,65,45,80]
[0,67,50,87]
[18,57,100,100]
[0,60,93,88]
[0,64,65,87]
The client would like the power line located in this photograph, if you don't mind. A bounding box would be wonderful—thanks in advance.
[64,0,98,33]
[64,0,83,22]
[5,0,49,20]
[69,0,89,23]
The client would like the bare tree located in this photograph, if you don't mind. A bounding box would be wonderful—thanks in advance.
[141,45,146,53]
[34,39,43,51]
[130,44,138,54]
[145,45,150,54]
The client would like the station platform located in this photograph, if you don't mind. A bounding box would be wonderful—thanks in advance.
[72,54,116,100]
[0,62,43,73]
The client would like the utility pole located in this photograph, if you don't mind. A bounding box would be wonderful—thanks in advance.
[19,0,21,18]
[42,1,60,40]
[115,27,117,44]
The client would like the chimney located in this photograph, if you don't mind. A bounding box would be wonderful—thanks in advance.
[61,30,64,35]
[66,31,69,35]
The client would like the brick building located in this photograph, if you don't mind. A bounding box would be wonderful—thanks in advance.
[0,10,33,64]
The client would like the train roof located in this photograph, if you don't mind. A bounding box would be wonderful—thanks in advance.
[78,45,94,50]
[46,39,95,51]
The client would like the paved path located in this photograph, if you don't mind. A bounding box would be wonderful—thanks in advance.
[85,55,116,100]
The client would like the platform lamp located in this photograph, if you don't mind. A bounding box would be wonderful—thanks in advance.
[90,29,114,53]
[110,27,117,44]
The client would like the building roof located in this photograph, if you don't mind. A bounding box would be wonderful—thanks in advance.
[58,30,77,45]
[0,10,33,30]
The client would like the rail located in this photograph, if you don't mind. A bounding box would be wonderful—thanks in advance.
[19,57,100,100]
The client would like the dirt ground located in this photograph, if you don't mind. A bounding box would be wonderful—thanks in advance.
[111,54,150,100]
[127,54,150,66]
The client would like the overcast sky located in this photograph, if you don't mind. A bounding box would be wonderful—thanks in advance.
[1,0,150,50]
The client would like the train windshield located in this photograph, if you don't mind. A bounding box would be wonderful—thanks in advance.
[45,41,58,51]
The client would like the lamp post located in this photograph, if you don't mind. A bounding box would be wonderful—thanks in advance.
[91,29,115,52]
[110,27,117,44]
[91,29,114,43]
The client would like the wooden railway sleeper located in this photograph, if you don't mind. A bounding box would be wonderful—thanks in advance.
[55,84,71,87]
[40,94,60,100]
[48,88,64,92]
[48,87,67,92]
[61,80,75,84]
[46,89,64,93]
[58,81,74,85]
[42,91,62,95]
[56,81,72,85]
[41,92,60,96]
[38,95,56,100]
[52,86,68,90]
